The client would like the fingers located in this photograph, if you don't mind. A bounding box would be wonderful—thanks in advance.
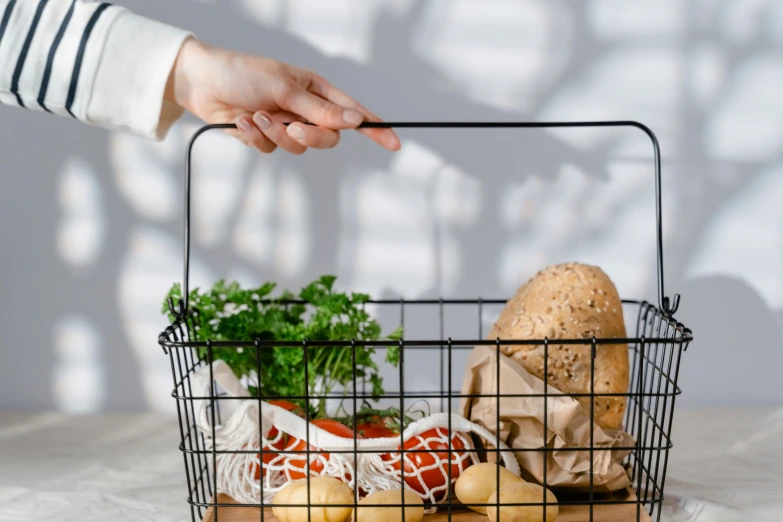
[353,110,401,152]
[236,115,277,153]
[279,86,365,130]
[285,122,340,149]
[224,128,250,146]
[251,112,306,155]
[308,75,401,152]
[232,68,401,153]
[235,112,340,153]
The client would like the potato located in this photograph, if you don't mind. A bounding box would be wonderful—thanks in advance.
[454,463,524,514]
[273,477,354,522]
[353,489,424,522]
[486,483,558,522]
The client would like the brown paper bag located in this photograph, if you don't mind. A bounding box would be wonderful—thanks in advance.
[459,345,634,493]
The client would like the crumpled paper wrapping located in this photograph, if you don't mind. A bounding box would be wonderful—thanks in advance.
[459,345,634,492]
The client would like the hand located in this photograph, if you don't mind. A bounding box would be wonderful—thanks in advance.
[165,37,401,154]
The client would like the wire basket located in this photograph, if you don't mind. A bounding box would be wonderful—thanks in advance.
[159,122,693,522]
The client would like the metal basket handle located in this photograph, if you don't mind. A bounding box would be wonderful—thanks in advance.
[173,121,680,319]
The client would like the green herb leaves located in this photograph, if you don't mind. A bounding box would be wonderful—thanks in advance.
[162,276,401,417]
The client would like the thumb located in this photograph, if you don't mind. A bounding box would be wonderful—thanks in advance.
[280,88,364,129]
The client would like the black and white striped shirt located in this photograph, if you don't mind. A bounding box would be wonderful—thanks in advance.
[0,0,191,139]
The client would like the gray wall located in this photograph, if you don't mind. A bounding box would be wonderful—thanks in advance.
[2,0,782,412]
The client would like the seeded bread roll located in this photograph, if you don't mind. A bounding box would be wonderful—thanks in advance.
[488,262,629,430]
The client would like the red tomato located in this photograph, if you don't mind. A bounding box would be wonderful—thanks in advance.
[265,400,302,443]
[269,399,301,411]
[355,417,398,438]
[256,400,303,480]
[288,419,362,480]
[390,428,469,501]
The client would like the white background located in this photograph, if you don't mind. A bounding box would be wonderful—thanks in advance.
[1,0,782,411]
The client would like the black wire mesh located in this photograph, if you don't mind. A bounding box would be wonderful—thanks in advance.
[159,298,691,522]
[158,122,692,522]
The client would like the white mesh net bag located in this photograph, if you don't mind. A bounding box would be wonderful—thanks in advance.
[192,360,520,505]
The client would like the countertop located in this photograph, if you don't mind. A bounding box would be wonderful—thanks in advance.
[1,408,781,522]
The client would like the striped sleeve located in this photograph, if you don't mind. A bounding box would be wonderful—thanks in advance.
[0,0,192,139]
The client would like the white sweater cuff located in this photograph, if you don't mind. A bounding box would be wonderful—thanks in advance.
[86,10,192,140]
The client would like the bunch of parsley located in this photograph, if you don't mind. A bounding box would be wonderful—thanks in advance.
[162,275,401,418]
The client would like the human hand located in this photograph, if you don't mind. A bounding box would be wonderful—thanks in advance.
[165,38,400,154]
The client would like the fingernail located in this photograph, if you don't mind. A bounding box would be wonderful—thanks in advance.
[236,117,252,132]
[342,109,363,125]
[253,113,272,130]
[287,124,306,140]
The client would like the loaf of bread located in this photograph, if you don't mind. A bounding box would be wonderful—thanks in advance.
[488,262,629,430]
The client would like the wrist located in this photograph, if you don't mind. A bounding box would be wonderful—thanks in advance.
[165,37,211,114]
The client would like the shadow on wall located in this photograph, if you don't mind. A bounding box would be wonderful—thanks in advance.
[0,0,781,411]
[677,276,783,406]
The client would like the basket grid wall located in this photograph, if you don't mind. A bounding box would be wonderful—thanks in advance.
[160,298,691,522]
